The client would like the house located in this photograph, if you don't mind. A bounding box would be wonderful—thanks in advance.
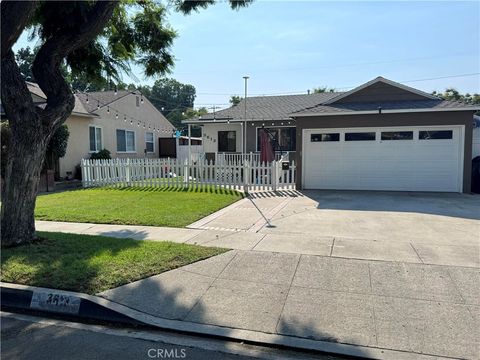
[2,83,176,179]
[183,76,479,193]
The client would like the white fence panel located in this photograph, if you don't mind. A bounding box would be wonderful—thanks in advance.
[81,157,296,192]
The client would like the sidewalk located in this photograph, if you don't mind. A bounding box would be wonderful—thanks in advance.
[33,191,480,359]
[99,250,478,359]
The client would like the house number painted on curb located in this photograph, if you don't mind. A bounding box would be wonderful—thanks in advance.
[30,291,81,314]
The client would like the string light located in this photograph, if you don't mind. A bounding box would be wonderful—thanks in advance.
[79,90,181,136]
[140,94,144,104]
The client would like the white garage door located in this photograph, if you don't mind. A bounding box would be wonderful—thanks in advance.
[303,126,464,192]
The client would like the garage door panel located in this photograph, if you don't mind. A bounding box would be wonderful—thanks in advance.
[303,127,462,192]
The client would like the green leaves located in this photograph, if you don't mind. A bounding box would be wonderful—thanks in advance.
[19,0,252,89]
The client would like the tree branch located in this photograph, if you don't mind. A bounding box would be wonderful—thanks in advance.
[32,1,118,129]
[1,1,38,56]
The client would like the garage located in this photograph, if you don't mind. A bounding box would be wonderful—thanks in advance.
[302,126,464,192]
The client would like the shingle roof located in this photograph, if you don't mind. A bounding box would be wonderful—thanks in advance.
[24,82,94,116]
[195,92,341,121]
[292,99,480,116]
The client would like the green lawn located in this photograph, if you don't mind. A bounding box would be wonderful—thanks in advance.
[35,187,243,227]
[1,232,226,294]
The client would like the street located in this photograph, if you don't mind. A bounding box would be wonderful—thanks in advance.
[0,312,342,360]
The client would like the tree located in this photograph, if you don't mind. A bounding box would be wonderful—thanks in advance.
[1,0,250,247]
[229,95,243,106]
[432,88,480,105]
[313,86,336,93]
[142,78,196,118]
[44,124,70,175]
[167,107,208,133]
[15,46,122,91]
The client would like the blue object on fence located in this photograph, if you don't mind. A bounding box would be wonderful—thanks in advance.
[175,130,181,138]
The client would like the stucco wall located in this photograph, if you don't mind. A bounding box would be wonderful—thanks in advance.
[294,111,476,193]
[59,115,93,177]
[59,94,175,178]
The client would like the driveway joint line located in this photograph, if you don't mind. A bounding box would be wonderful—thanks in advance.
[367,263,379,346]
[247,196,294,233]
[329,237,336,257]
[274,254,301,334]
[409,242,425,263]
[250,233,268,251]
[182,250,240,321]
[445,268,467,305]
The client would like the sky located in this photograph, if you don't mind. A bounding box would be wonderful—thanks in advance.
[13,1,480,110]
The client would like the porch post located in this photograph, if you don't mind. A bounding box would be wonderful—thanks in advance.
[188,124,192,165]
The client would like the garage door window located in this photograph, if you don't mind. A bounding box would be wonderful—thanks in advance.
[311,133,340,142]
[345,132,376,141]
[381,131,413,140]
[419,130,453,140]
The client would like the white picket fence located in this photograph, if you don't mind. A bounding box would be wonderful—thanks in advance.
[81,158,296,192]
[216,152,289,165]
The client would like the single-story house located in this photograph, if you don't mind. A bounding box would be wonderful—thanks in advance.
[1,83,176,178]
[183,77,480,193]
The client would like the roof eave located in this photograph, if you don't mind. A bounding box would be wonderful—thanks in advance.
[291,107,480,118]
[324,77,439,105]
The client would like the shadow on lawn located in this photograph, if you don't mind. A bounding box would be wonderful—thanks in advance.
[76,185,243,196]
[2,234,369,359]
[0,230,220,296]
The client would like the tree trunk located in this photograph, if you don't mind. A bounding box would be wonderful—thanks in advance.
[1,1,117,247]
[1,126,49,246]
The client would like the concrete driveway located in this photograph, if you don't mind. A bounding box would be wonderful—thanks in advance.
[187,190,480,267]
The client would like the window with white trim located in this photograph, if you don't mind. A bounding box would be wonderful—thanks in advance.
[145,132,154,153]
[116,129,136,152]
[89,126,102,152]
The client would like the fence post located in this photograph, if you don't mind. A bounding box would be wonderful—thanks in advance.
[272,161,277,191]
[243,160,249,194]
[81,159,86,187]
[184,158,189,188]
[125,158,131,186]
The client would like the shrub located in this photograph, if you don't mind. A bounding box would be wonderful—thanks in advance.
[90,149,111,160]
[74,163,82,180]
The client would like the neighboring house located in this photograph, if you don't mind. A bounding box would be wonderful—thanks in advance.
[2,83,176,178]
[473,114,480,158]
[184,76,479,193]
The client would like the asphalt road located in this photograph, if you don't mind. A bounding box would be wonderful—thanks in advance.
[1,312,344,360]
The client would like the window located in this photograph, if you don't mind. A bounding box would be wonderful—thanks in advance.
[145,132,155,153]
[256,127,296,151]
[345,132,376,141]
[381,131,413,140]
[116,129,136,152]
[311,133,340,142]
[419,130,453,140]
[136,96,140,107]
[218,131,236,152]
[89,126,102,152]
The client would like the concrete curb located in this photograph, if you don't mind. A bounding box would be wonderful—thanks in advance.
[1,282,455,360]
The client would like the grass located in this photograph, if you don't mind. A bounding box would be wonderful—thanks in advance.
[1,232,226,294]
[35,186,243,227]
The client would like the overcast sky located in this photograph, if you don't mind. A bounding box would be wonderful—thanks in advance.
[14,1,480,110]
